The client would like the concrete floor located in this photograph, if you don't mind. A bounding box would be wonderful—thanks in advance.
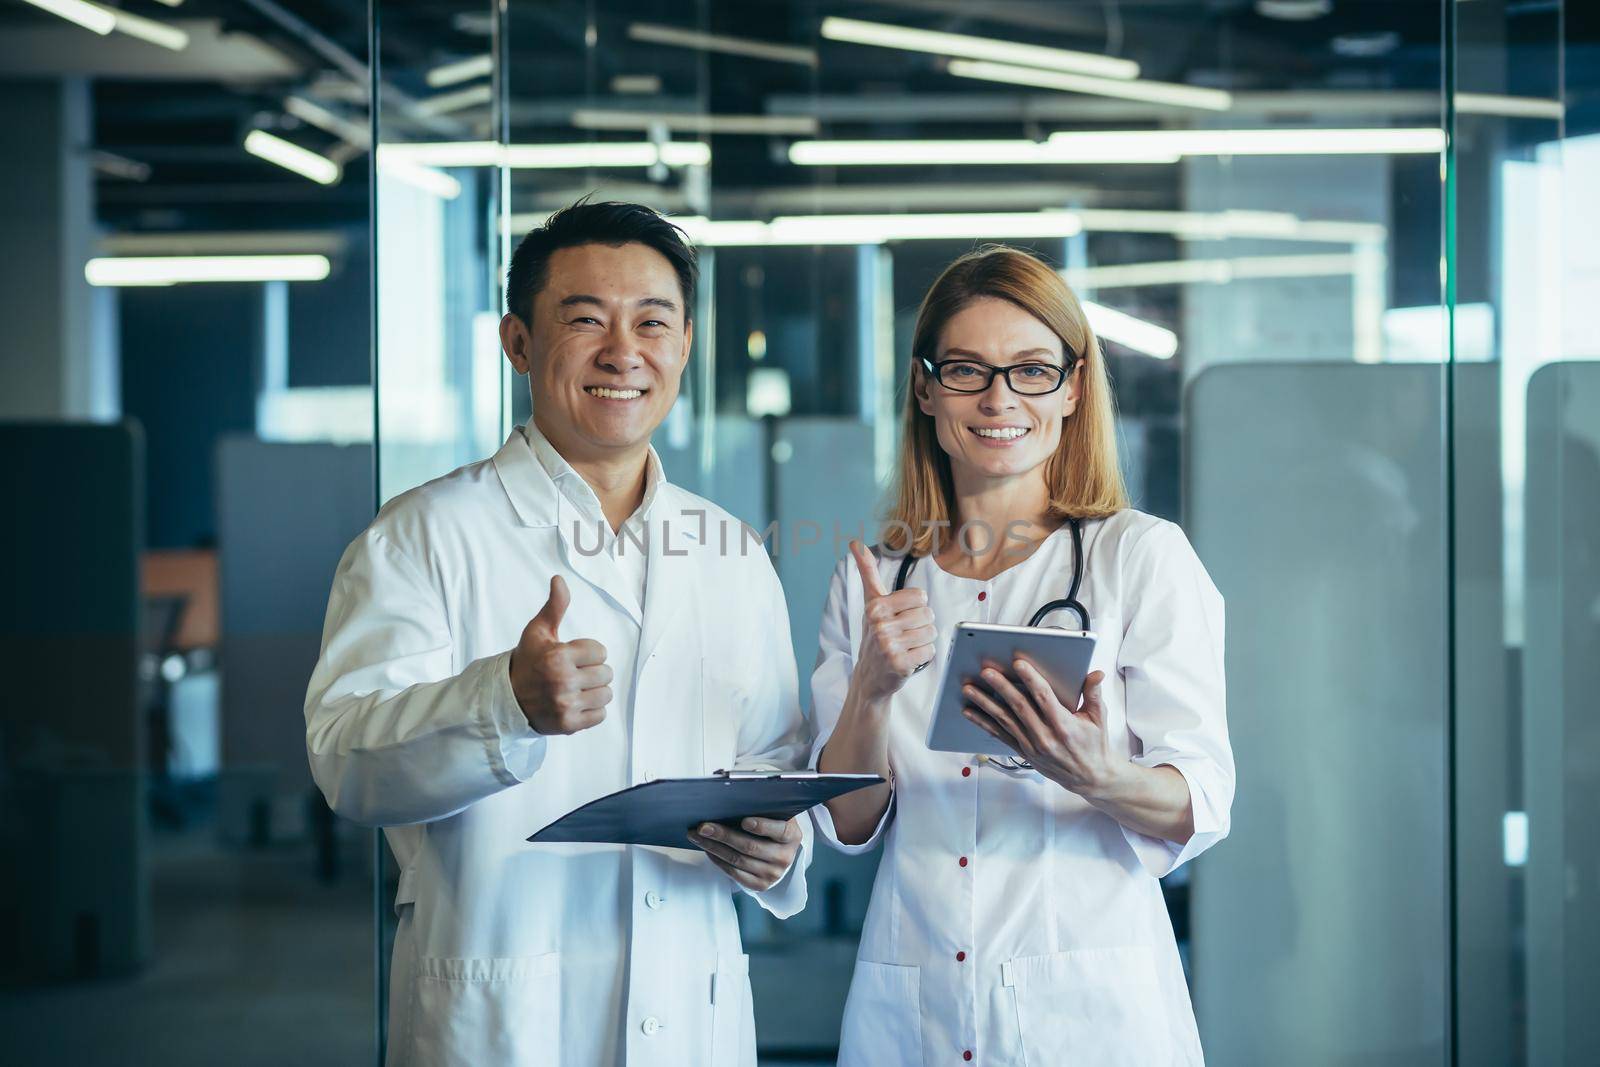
[0,824,841,1065]
[0,828,375,1065]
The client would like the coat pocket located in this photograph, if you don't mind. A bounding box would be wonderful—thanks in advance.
[1004,946,1172,1067]
[838,960,923,1067]
[710,953,755,1067]
[407,951,561,1067]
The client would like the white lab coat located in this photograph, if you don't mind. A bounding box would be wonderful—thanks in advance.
[810,510,1234,1067]
[305,424,813,1067]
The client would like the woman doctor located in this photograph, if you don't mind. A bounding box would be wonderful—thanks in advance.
[812,246,1235,1066]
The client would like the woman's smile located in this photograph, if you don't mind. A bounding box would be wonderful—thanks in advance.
[968,424,1032,446]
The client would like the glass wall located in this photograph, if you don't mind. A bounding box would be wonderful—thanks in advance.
[1,0,378,1061]
[369,2,1594,1063]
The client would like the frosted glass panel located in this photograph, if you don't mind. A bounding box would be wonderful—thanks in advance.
[1523,362,1600,1066]
[1187,363,1449,1065]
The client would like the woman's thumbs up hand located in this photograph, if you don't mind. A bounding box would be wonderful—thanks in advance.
[849,540,938,706]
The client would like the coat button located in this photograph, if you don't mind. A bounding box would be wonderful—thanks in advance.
[645,891,663,910]
[956,951,966,962]
[977,590,987,601]
[961,766,972,778]
[958,856,968,868]
[641,1016,662,1036]
[964,1052,973,1062]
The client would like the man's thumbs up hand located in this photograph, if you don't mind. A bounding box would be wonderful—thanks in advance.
[527,573,570,641]
[509,576,612,735]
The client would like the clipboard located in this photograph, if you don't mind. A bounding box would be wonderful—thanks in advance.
[527,770,885,848]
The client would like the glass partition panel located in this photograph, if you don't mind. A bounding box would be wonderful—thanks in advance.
[0,0,378,1061]
[1453,1,1594,1064]
[367,2,1595,1064]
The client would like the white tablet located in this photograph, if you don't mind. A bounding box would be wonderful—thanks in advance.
[926,622,1099,757]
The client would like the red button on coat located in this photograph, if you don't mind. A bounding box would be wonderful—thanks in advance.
[964,1053,973,1062]
[958,856,968,867]
[956,951,967,962]
[961,767,972,778]
[977,591,987,601]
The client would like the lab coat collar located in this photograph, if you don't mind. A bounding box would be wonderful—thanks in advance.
[489,422,664,531]
[491,425,559,529]
[491,423,699,643]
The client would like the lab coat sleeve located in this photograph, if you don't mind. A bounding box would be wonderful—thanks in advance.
[1115,520,1235,878]
[304,529,545,827]
[806,558,896,856]
[731,555,814,919]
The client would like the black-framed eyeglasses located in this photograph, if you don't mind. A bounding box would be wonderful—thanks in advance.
[921,356,1075,396]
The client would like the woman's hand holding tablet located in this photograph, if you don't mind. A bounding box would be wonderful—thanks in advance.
[926,623,1099,763]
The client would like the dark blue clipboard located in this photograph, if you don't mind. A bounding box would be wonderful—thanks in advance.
[527,770,885,849]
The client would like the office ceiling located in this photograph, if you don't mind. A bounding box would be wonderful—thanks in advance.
[0,0,1591,235]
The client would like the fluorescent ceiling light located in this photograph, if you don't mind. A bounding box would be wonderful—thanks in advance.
[382,141,710,170]
[820,16,1138,80]
[506,142,709,168]
[21,0,115,35]
[1072,208,1386,244]
[788,139,1179,166]
[775,211,1082,243]
[1065,252,1360,290]
[375,151,463,199]
[670,211,1082,246]
[628,22,816,66]
[572,109,818,136]
[414,84,493,118]
[85,255,332,286]
[656,209,1384,249]
[99,231,346,257]
[285,95,370,148]
[381,141,499,167]
[1456,93,1564,120]
[92,2,188,50]
[244,130,341,185]
[1048,127,1445,156]
[948,59,1231,112]
[1082,301,1177,359]
[91,150,151,182]
[150,0,182,6]
[611,74,662,94]
[427,54,492,88]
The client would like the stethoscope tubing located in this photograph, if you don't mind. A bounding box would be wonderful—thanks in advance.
[891,517,1090,632]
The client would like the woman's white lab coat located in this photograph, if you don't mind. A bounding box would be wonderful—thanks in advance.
[304,425,813,1067]
[810,509,1234,1066]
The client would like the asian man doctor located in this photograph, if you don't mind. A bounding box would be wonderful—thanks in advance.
[304,199,813,1066]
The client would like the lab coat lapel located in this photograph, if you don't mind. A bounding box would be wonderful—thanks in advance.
[636,488,697,670]
[491,425,643,626]
[555,492,643,626]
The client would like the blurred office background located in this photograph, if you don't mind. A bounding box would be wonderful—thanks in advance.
[0,1,1594,1064]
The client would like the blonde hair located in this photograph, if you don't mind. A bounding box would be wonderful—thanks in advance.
[883,245,1129,556]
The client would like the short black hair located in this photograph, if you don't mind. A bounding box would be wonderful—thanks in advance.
[504,197,698,325]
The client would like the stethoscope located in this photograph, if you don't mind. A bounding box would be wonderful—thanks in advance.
[892,517,1090,774]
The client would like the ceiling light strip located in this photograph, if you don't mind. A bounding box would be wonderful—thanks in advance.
[628,22,817,66]
[947,59,1231,111]
[820,16,1138,80]
[86,255,333,286]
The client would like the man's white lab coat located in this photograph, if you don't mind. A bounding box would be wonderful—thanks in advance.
[305,424,812,1066]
